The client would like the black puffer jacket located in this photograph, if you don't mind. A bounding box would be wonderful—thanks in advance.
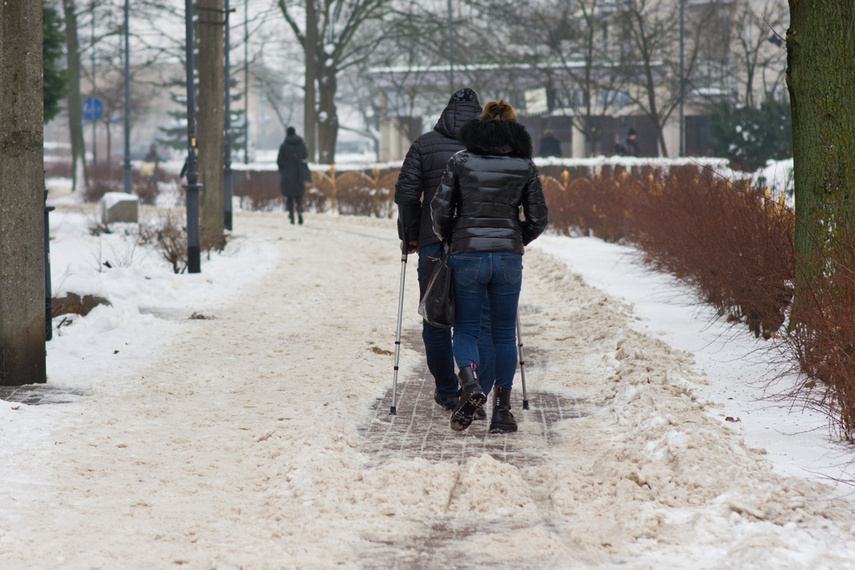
[277,134,308,198]
[431,119,548,254]
[394,96,482,248]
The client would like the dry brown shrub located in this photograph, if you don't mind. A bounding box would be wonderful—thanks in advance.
[155,214,187,274]
[83,163,119,202]
[81,162,161,205]
[376,172,400,218]
[234,170,281,211]
[308,171,335,212]
[566,177,600,235]
[782,220,855,440]
[334,171,376,216]
[550,166,794,339]
[540,176,570,234]
[544,163,855,438]
[232,167,394,218]
[632,170,793,338]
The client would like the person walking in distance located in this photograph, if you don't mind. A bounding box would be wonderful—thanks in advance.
[277,126,308,224]
[431,100,548,433]
[538,129,562,157]
[395,88,495,417]
[617,128,641,157]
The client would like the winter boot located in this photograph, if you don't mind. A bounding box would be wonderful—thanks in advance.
[289,211,295,224]
[474,405,487,420]
[434,391,459,411]
[298,213,304,225]
[450,365,487,432]
[489,387,518,434]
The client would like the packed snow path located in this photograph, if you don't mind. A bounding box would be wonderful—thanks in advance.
[3,209,855,568]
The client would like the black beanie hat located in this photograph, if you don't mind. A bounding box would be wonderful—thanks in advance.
[286,126,296,136]
[449,88,480,105]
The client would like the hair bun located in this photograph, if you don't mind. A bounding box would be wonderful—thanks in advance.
[480,100,517,122]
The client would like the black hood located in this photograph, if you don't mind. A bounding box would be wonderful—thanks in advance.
[434,95,482,139]
[459,118,533,159]
[284,133,304,146]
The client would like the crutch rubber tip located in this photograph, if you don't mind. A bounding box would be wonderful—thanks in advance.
[522,400,530,410]
[390,406,397,415]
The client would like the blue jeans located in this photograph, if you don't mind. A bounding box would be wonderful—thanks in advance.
[450,252,522,391]
[419,244,494,398]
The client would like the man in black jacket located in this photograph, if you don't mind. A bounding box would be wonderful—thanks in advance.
[395,88,493,414]
[538,129,562,157]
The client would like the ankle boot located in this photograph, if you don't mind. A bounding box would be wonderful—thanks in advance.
[289,212,295,224]
[298,213,304,225]
[450,365,487,432]
[489,387,517,433]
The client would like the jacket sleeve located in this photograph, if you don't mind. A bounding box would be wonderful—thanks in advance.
[300,142,308,161]
[394,139,424,242]
[276,145,285,171]
[520,163,549,245]
[431,156,459,242]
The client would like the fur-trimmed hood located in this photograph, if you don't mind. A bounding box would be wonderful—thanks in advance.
[458,118,533,159]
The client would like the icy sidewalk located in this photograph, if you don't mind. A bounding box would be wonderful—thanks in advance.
[1,211,854,568]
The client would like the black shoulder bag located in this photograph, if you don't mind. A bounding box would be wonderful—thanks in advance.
[418,241,454,328]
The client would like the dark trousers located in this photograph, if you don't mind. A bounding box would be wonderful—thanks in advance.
[418,243,495,397]
[286,196,303,217]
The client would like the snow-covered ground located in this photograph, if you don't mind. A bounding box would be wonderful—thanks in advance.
[1,179,854,568]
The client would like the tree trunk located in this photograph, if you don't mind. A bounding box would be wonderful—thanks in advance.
[786,1,855,293]
[0,0,46,385]
[304,0,318,162]
[198,0,225,249]
[105,118,111,171]
[317,66,339,164]
[61,0,88,192]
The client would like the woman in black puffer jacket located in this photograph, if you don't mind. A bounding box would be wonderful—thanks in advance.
[431,100,548,434]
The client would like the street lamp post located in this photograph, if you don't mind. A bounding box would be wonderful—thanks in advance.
[447,0,454,93]
[679,0,685,157]
[244,0,249,165]
[91,1,97,167]
[123,0,132,193]
[185,0,202,273]
[224,0,233,230]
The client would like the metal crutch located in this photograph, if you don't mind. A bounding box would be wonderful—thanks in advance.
[390,251,408,415]
[516,313,530,410]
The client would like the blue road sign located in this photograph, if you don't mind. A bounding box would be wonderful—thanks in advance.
[82,97,104,121]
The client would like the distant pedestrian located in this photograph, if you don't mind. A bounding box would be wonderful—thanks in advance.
[616,128,641,157]
[538,129,562,157]
[141,143,160,184]
[277,127,309,225]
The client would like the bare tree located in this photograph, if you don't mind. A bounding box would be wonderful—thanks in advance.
[731,0,788,106]
[61,0,89,190]
[0,0,46,385]
[611,0,725,156]
[277,0,389,164]
[198,0,226,248]
[485,0,633,156]
[368,5,455,143]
